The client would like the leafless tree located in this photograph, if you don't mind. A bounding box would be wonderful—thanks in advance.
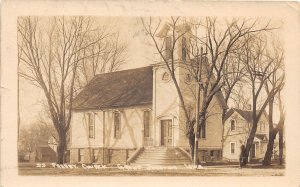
[220,48,247,156]
[18,16,127,164]
[261,40,285,166]
[141,16,274,165]
[240,34,284,166]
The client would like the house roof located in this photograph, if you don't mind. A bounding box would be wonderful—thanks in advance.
[37,146,56,155]
[73,66,153,110]
[224,108,266,123]
[255,134,268,141]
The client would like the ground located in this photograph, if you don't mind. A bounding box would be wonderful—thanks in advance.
[18,162,285,176]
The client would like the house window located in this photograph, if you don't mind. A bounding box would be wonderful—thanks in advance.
[78,149,84,162]
[182,37,187,62]
[86,113,95,139]
[144,110,150,137]
[114,112,121,139]
[210,150,214,157]
[230,142,235,154]
[230,120,236,131]
[165,36,172,60]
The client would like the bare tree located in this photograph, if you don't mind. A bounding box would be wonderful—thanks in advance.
[220,49,247,156]
[240,33,284,166]
[18,16,127,164]
[141,16,274,165]
[262,40,285,166]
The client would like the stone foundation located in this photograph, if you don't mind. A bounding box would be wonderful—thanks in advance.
[70,148,136,164]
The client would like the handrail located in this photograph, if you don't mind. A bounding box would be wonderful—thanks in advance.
[126,147,144,164]
[178,147,192,162]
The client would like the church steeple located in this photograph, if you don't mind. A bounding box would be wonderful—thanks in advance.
[156,23,192,63]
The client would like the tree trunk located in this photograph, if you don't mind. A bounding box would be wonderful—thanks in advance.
[221,108,227,159]
[262,131,277,166]
[278,127,284,165]
[57,131,67,164]
[194,114,205,165]
[243,118,258,166]
[262,97,277,166]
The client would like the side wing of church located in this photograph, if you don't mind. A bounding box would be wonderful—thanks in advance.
[69,24,227,165]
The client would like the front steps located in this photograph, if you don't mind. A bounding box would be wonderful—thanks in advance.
[130,147,192,166]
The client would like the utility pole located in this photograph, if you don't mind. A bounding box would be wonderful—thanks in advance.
[193,47,203,166]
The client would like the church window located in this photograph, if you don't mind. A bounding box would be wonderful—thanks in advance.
[114,112,121,139]
[86,113,95,139]
[144,110,150,137]
[162,72,170,81]
[165,36,172,60]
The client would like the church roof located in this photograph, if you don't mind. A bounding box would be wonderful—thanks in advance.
[73,66,153,110]
[73,64,228,111]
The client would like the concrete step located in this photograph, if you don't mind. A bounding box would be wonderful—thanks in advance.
[130,147,192,166]
[134,160,190,163]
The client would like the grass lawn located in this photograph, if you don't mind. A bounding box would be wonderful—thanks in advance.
[18,163,285,176]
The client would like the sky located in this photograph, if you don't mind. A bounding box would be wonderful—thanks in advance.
[19,17,157,127]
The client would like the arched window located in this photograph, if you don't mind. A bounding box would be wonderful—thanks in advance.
[162,72,170,81]
[165,36,172,60]
[230,120,236,131]
[114,112,121,139]
[85,113,95,139]
[143,110,150,137]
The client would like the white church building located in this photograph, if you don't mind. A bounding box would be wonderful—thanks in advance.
[69,24,232,165]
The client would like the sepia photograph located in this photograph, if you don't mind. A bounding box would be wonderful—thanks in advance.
[1,1,300,187]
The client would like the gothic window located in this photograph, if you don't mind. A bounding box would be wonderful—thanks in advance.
[165,36,172,60]
[86,113,95,139]
[144,110,150,137]
[114,112,121,139]
[162,72,170,81]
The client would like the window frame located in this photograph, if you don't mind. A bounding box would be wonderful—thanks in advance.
[230,142,236,154]
[113,112,121,139]
[86,113,95,139]
[230,119,236,131]
[143,110,150,138]
[201,124,206,139]
[165,36,172,60]
[162,71,170,82]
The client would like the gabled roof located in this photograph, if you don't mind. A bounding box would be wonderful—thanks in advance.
[73,66,153,110]
[255,134,268,142]
[224,108,267,123]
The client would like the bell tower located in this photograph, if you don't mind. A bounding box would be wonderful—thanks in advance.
[156,23,192,63]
